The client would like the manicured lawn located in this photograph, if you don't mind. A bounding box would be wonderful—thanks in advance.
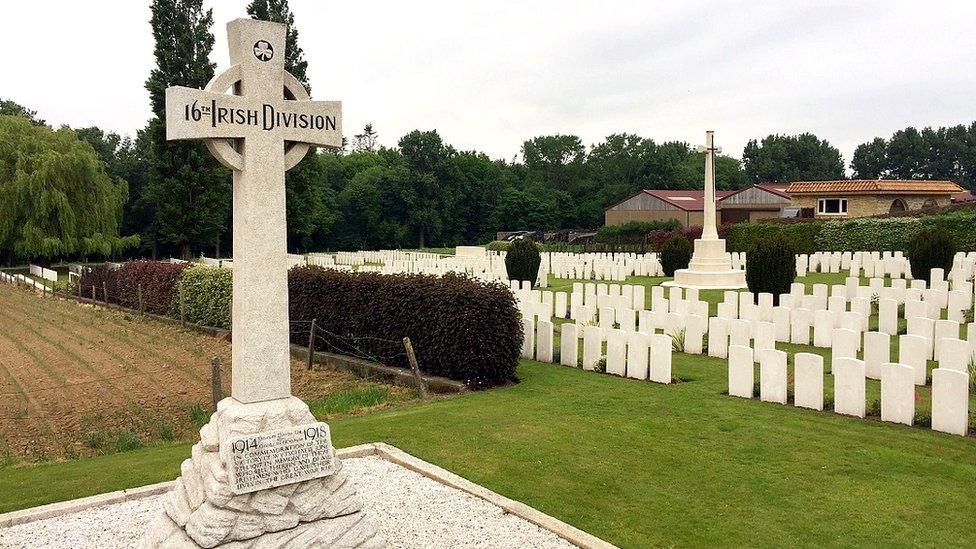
[3,356,974,547]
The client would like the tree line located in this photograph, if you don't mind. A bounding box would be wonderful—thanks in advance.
[2,0,974,263]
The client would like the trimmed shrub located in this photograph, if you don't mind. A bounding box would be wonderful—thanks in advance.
[114,261,188,315]
[727,221,822,255]
[650,226,703,252]
[288,267,521,389]
[505,237,541,283]
[596,220,679,246]
[745,234,796,303]
[816,217,921,252]
[485,240,511,252]
[920,209,976,251]
[78,264,117,302]
[906,227,956,283]
[660,235,693,277]
[173,267,233,329]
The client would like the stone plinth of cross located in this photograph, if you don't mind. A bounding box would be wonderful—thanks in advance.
[165,18,342,403]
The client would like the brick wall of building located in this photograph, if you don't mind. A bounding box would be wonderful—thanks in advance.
[792,194,952,219]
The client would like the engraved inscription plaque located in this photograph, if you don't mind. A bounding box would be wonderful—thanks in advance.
[223,422,337,495]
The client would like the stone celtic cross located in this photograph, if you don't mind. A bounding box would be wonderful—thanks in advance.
[165,18,342,404]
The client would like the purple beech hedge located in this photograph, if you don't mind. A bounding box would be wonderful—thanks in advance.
[288,266,522,389]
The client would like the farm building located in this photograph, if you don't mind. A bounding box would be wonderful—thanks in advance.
[786,180,964,218]
[714,183,791,223]
[603,184,791,227]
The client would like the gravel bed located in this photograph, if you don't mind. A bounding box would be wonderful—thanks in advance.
[0,456,577,548]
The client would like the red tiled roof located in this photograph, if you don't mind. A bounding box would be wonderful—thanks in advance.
[952,191,976,203]
[641,190,735,211]
[753,182,791,198]
[786,180,963,195]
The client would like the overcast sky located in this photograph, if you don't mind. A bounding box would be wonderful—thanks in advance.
[4,0,975,164]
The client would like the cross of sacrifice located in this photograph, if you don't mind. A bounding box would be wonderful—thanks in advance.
[165,18,341,404]
[695,131,722,240]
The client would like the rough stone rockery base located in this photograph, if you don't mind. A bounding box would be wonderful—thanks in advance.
[139,397,384,548]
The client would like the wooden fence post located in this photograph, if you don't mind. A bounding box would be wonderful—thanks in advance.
[91,285,96,302]
[211,357,223,410]
[402,337,428,399]
[102,281,109,308]
[138,283,145,315]
[306,318,317,371]
[179,285,186,326]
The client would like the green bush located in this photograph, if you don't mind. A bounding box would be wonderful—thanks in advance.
[660,235,692,277]
[505,237,542,283]
[816,217,922,252]
[726,222,822,255]
[173,267,233,329]
[919,209,976,251]
[485,240,511,252]
[745,234,796,303]
[288,267,521,389]
[596,220,679,246]
[906,226,956,283]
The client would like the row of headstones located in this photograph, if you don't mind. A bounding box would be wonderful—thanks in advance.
[28,264,58,282]
[0,272,46,290]
[547,252,747,281]
[520,318,673,384]
[728,346,971,436]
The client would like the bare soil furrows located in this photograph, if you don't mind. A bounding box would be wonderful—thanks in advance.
[1,300,202,407]
[0,283,413,462]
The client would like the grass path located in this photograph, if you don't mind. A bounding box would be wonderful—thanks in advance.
[2,357,974,547]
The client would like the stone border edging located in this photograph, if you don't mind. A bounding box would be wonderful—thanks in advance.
[0,443,617,549]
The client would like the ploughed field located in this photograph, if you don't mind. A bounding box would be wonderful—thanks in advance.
[0,283,412,462]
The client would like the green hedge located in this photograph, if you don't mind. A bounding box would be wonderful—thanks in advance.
[596,220,679,246]
[919,209,976,251]
[288,267,521,389]
[173,267,233,329]
[727,210,976,254]
[815,217,922,252]
[727,222,821,254]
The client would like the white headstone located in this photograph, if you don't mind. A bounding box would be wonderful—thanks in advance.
[536,320,554,362]
[728,345,754,398]
[626,332,650,380]
[931,368,970,436]
[649,334,673,384]
[759,349,788,404]
[862,331,890,380]
[560,323,579,367]
[794,353,824,410]
[582,325,603,371]
[833,357,866,418]
[606,329,627,376]
[880,362,915,426]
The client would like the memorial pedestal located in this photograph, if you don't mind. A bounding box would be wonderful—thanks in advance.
[664,238,748,290]
[139,397,384,548]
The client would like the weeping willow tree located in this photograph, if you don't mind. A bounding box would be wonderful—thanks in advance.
[0,115,139,263]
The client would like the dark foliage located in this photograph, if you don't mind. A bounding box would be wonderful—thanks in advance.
[745,234,797,303]
[727,221,822,255]
[596,220,679,247]
[907,227,956,283]
[113,261,189,315]
[288,267,522,389]
[650,226,705,252]
[78,264,118,302]
[505,237,542,283]
[660,236,693,277]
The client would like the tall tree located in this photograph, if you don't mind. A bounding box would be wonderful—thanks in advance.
[850,137,887,179]
[741,133,845,183]
[352,124,379,153]
[0,99,45,126]
[144,0,229,259]
[0,116,138,263]
[849,123,976,189]
[398,130,452,248]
